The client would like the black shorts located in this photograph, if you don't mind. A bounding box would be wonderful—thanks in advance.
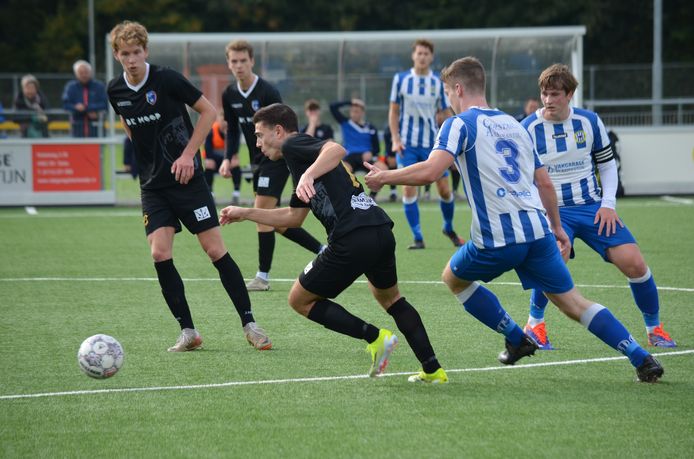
[343,153,376,173]
[299,223,397,298]
[141,176,219,235]
[253,159,290,199]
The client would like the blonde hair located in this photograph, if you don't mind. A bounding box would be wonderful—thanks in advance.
[225,40,254,59]
[441,57,486,95]
[538,64,578,94]
[110,21,148,52]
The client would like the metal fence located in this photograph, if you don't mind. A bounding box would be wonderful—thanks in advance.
[2,62,693,138]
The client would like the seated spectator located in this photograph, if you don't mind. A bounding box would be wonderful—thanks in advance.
[13,74,48,138]
[62,60,108,137]
[300,99,333,141]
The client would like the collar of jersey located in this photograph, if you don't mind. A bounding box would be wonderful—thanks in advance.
[237,75,259,98]
[124,63,150,92]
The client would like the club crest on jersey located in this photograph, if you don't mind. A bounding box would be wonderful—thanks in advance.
[251,100,260,111]
[145,90,157,105]
[574,130,586,144]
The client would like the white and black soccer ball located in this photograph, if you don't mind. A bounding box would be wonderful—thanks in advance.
[77,334,124,379]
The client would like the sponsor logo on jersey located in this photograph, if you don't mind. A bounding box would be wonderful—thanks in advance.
[574,130,586,144]
[145,90,157,105]
[194,206,211,222]
[482,118,522,139]
[143,213,149,227]
[251,100,260,111]
[546,159,586,174]
[124,112,162,126]
[496,187,531,198]
[350,192,376,210]
[231,103,243,108]
[303,260,314,275]
[552,132,568,139]
[116,100,132,107]
[257,176,270,188]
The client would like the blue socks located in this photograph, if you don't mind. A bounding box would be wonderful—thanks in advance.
[456,283,525,346]
[629,268,660,329]
[403,196,423,241]
[440,196,455,233]
[529,289,550,324]
[580,304,649,367]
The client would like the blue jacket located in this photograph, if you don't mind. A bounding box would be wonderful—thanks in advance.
[62,79,108,137]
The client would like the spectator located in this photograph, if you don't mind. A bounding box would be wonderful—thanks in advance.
[300,99,333,141]
[13,74,48,138]
[515,97,539,122]
[62,60,108,137]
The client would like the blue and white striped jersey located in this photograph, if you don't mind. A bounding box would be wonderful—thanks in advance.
[390,69,448,149]
[434,107,551,249]
[521,107,613,207]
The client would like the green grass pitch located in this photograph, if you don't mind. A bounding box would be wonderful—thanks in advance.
[1,195,693,457]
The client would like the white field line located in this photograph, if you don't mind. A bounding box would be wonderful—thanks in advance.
[0,197,692,220]
[1,349,691,401]
[1,277,693,292]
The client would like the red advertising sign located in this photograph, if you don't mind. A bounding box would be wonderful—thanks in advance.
[32,144,102,191]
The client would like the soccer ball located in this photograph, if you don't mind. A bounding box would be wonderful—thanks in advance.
[77,334,124,379]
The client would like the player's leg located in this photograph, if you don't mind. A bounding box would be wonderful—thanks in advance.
[525,214,577,349]
[196,226,271,350]
[521,236,663,381]
[143,188,202,352]
[546,288,663,382]
[435,174,463,247]
[401,148,424,248]
[365,224,445,382]
[444,243,536,365]
[148,226,202,352]
[606,243,675,346]
[293,228,402,376]
[386,155,398,202]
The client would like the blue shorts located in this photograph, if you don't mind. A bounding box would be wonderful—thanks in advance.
[398,145,449,178]
[560,202,637,261]
[449,235,574,294]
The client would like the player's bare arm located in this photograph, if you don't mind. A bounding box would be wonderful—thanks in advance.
[295,141,347,203]
[364,149,452,191]
[535,166,571,259]
[171,96,216,184]
[388,102,403,154]
[220,205,309,228]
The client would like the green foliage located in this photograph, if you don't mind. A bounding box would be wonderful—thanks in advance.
[1,0,693,73]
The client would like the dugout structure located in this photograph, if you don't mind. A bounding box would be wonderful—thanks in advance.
[105,27,585,131]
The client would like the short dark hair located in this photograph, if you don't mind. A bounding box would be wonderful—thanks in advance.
[441,56,486,95]
[304,98,320,111]
[252,103,299,133]
[413,39,434,53]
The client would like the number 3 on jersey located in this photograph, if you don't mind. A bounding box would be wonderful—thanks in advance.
[495,139,521,184]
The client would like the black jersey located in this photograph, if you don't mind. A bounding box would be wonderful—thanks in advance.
[108,64,203,190]
[222,77,282,166]
[282,134,392,243]
[300,123,334,141]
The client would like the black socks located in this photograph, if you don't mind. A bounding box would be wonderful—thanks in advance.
[213,253,255,326]
[387,297,440,374]
[258,231,275,273]
[154,259,194,329]
[280,227,323,254]
[307,299,380,342]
